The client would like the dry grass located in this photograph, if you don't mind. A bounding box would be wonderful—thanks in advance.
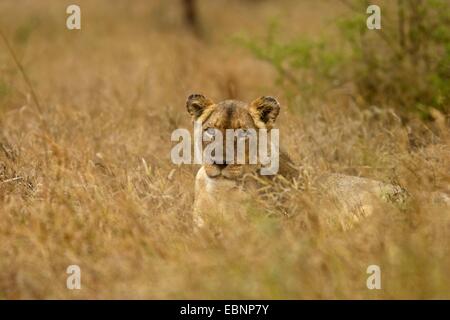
[0,0,449,299]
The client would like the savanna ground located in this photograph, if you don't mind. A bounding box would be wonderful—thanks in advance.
[0,0,449,299]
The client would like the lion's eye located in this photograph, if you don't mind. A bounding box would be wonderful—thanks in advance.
[204,127,216,137]
[237,129,250,139]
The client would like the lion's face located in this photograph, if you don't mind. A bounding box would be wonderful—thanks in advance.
[186,94,280,180]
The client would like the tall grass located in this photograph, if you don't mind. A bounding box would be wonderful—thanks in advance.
[0,0,449,299]
[238,0,450,118]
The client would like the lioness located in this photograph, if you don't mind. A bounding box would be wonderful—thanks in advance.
[185,94,449,229]
[186,94,299,226]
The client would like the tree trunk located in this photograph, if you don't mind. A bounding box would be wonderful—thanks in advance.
[182,0,201,37]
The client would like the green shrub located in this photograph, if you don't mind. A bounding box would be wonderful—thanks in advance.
[235,20,345,104]
[238,0,450,117]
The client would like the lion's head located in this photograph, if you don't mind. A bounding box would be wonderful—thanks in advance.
[186,94,280,180]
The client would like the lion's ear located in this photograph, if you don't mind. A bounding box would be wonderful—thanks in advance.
[248,96,280,128]
[186,94,214,120]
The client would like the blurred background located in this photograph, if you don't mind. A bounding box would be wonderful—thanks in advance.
[0,0,449,299]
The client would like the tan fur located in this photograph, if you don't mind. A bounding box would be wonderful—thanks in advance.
[187,94,283,226]
[193,166,252,227]
[186,94,447,229]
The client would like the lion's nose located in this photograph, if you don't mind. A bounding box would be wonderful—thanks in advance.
[213,162,228,170]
